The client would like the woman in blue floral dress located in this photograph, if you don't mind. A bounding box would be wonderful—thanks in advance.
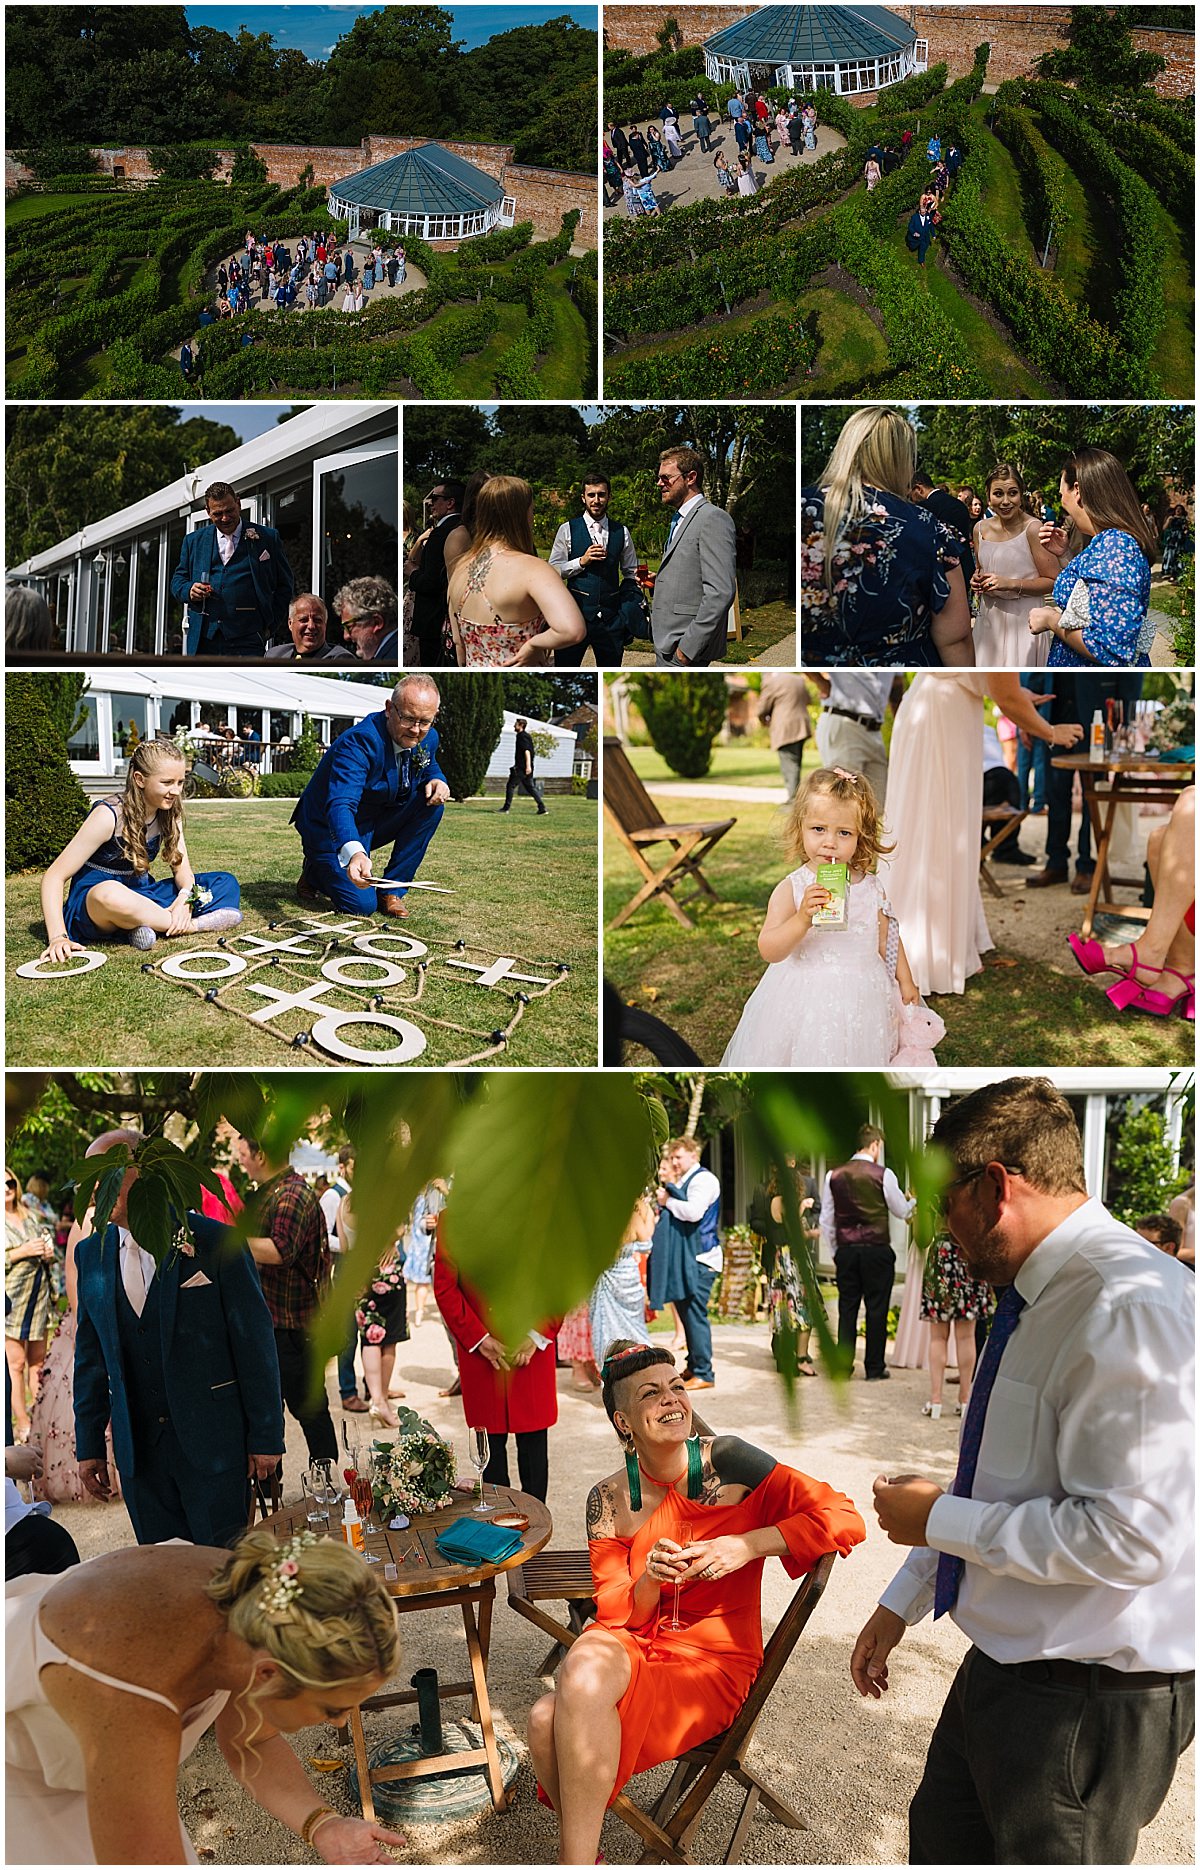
[801,407,974,666]
[1028,448,1157,668]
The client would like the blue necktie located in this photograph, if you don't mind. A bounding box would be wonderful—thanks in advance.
[664,511,680,553]
[933,1283,1026,1619]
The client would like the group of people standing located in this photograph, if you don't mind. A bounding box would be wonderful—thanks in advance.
[802,406,1162,667]
[404,447,737,668]
[903,132,963,263]
[210,227,407,322]
[605,91,823,216]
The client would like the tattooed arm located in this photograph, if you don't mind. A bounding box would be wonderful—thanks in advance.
[586,1475,671,1628]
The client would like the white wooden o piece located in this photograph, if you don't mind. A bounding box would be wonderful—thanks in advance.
[351,933,429,960]
[309,1011,428,1064]
[16,951,107,979]
[159,951,248,981]
[320,956,407,989]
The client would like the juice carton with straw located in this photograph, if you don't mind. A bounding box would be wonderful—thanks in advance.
[810,862,849,928]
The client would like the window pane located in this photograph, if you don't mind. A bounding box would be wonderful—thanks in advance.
[105,550,131,653]
[270,478,314,612]
[132,532,160,656]
[68,695,100,763]
[161,698,195,738]
[319,455,399,610]
[109,691,153,765]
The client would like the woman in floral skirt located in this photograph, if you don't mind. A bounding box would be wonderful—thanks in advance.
[345,1192,408,1428]
[920,1232,995,1418]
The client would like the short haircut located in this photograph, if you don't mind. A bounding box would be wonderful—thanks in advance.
[337,1144,355,1167]
[289,592,327,624]
[670,1134,701,1158]
[582,471,611,492]
[600,1339,677,1435]
[1136,1213,1184,1250]
[910,467,934,490]
[432,479,465,506]
[204,482,239,506]
[930,1077,1087,1198]
[333,576,397,630]
[392,673,440,707]
[660,445,705,489]
[514,717,528,730]
[857,1124,884,1150]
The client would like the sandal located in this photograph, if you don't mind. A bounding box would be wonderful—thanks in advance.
[922,1401,942,1419]
[1066,933,1125,980]
[798,1357,817,1377]
[1104,946,1159,1011]
[1110,967,1194,1020]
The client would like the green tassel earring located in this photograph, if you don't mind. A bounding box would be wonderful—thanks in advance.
[625,1447,641,1511]
[686,1435,703,1501]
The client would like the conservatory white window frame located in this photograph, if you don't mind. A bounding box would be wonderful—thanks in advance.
[326,190,501,242]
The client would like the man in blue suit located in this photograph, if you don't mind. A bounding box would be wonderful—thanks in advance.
[170,482,295,657]
[74,1128,284,1548]
[292,674,450,919]
[905,205,936,266]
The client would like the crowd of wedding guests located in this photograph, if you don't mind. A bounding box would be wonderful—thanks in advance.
[207,227,409,323]
[604,91,826,215]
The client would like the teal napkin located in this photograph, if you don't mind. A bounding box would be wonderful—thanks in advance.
[435,1518,524,1566]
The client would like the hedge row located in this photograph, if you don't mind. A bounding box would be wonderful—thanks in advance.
[992,103,1073,257]
[1026,84,1166,382]
[874,62,950,117]
[1074,92,1194,228]
[605,308,816,398]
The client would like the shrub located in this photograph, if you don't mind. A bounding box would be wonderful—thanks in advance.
[606,309,816,398]
[257,772,310,798]
[6,674,91,873]
[436,674,506,800]
[874,62,950,117]
[738,558,791,607]
[148,146,221,182]
[1107,1105,1188,1226]
[569,773,590,797]
[17,144,99,180]
[628,674,728,779]
[230,146,269,186]
[1169,557,1195,665]
[292,715,324,772]
[993,104,1073,259]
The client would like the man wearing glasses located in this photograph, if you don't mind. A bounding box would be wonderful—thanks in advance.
[851,1076,1194,1866]
[409,481,464,664]
[291,675,450,918]
[333,575,400,664]
[649,446,737,667]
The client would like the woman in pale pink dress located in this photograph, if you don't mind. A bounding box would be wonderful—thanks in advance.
[885,673,1084,996]
[971,464,1058,667]
[447,475,585,668]
[557,1304,599,1390]
[28,1211,121,1506]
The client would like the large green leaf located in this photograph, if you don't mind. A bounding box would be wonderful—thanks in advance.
[446,1076,653,1345]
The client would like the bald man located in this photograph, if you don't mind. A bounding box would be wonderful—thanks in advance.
[73,1128,283,1547]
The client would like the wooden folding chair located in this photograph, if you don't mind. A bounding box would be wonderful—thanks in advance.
[604,738,736,931]
[610,1551,838,1864]
[247,1473,283,1526]
[506,1549,597,1675]
[980,805,1031,897]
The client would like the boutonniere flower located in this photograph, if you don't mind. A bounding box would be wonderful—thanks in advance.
[411,745,431,775]
[169,1221,195,1262]
[245,526,260,543]
[187,882,214,911]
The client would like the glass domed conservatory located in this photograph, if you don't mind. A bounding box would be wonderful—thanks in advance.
[703,4,926,98]
[327,142,516,243]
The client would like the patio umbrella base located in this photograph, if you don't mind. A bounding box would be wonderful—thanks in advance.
[349,1720,520,1823]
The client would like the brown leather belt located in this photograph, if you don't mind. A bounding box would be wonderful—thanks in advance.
[823,706,883,730]
[1000,1657,1193,1693]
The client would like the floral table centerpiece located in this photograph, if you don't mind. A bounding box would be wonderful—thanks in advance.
[370,1411,457,1517]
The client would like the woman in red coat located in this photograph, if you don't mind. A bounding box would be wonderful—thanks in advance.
[527,1340,865,1863]
[432,1237,558,1502]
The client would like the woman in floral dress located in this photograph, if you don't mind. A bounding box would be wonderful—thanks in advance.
[344,1192,408,1429]
[919,1232,995,1419]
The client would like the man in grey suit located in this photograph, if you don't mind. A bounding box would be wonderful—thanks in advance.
[649,447,738,666]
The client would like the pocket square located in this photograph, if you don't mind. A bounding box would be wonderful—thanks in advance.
[258,550,271,561]
[181,1270,213,1289]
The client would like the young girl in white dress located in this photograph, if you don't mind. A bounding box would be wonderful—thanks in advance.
[722,766,921,1066]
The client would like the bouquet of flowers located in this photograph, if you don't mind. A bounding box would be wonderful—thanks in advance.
[369,1411,457,1517]
[1145,688,1195,760]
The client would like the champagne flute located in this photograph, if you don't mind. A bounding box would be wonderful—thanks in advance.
[664,1522,693,1632]
[469,1428,492,1513]
[351,1470,381,1563]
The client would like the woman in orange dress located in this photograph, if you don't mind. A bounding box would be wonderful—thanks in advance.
[527,1341,865,1863]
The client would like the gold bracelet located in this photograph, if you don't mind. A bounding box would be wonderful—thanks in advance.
[300,1805,337,1848]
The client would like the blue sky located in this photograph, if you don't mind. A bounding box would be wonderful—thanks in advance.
[171,404,293,442]
[187,5,597,58]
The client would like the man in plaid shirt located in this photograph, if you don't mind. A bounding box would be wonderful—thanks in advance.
[237,1135,337,1464]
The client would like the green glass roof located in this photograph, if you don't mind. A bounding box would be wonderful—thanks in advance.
[329,143,504,215]
[704,5,916,64]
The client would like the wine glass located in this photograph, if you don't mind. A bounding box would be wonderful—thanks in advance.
[351,1469,381,1563]
[302,1468,329,1533]
[664,1522,693,1632]
[469,1428,492,1513]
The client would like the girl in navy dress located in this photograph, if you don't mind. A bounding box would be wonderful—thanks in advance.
[38,736,242,962]
[1028,448,1157,667]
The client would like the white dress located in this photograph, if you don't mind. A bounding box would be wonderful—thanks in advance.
[6,1569,226,1863]
[721,866,899,1066]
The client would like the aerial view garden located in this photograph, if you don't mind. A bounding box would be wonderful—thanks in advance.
[5,5,598,400]
[603,13,1194,401]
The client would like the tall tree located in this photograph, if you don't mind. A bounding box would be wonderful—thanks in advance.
[1037,7,1167,89]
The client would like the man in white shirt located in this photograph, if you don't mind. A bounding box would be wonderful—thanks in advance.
[810,672,896,806]
[548,473,642,668]
[821,1125,915,1381]
[851,1076,1195,1863]
[320,1146,368,1414]
[651,1137,723,1389]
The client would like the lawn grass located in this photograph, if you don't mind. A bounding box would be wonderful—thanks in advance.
[921,251,1048,398]
[627,744,782,786]
[604,794,1192,1068]
[794,285,889,394]
[6,191,101,225]
[9,798,599,1068]
[538,261,595,397]
[1146,197,1195,397]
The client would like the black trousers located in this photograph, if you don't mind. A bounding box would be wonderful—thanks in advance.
[273,1325,338,1463]
[910,1647,1195,1864]
[835,1241,895,1377]
[483,1429,548,1503]
[503,769,546,811]
[5,1511,80,1579]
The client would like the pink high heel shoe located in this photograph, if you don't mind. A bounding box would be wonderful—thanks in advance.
[1108,957,1194,1020]
[1104,946,1155,1011]
[1067,933,1125,980]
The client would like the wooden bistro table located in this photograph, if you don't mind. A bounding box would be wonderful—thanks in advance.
[1049,753,1195,940]
[261,1485,551,1818]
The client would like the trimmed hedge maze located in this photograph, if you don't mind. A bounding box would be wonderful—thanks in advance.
[6,181,596,399]
[603,56,1193,400]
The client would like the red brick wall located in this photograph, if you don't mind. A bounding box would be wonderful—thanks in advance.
[504,165,596,243]
[603,4,1193,99]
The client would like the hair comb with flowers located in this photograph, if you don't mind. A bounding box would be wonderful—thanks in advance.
[260,1532,317,1619]
[601,1344,655,1381]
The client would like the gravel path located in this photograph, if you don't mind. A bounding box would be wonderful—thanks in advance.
[605,120,847,221]
[39,1315,1192,1863]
